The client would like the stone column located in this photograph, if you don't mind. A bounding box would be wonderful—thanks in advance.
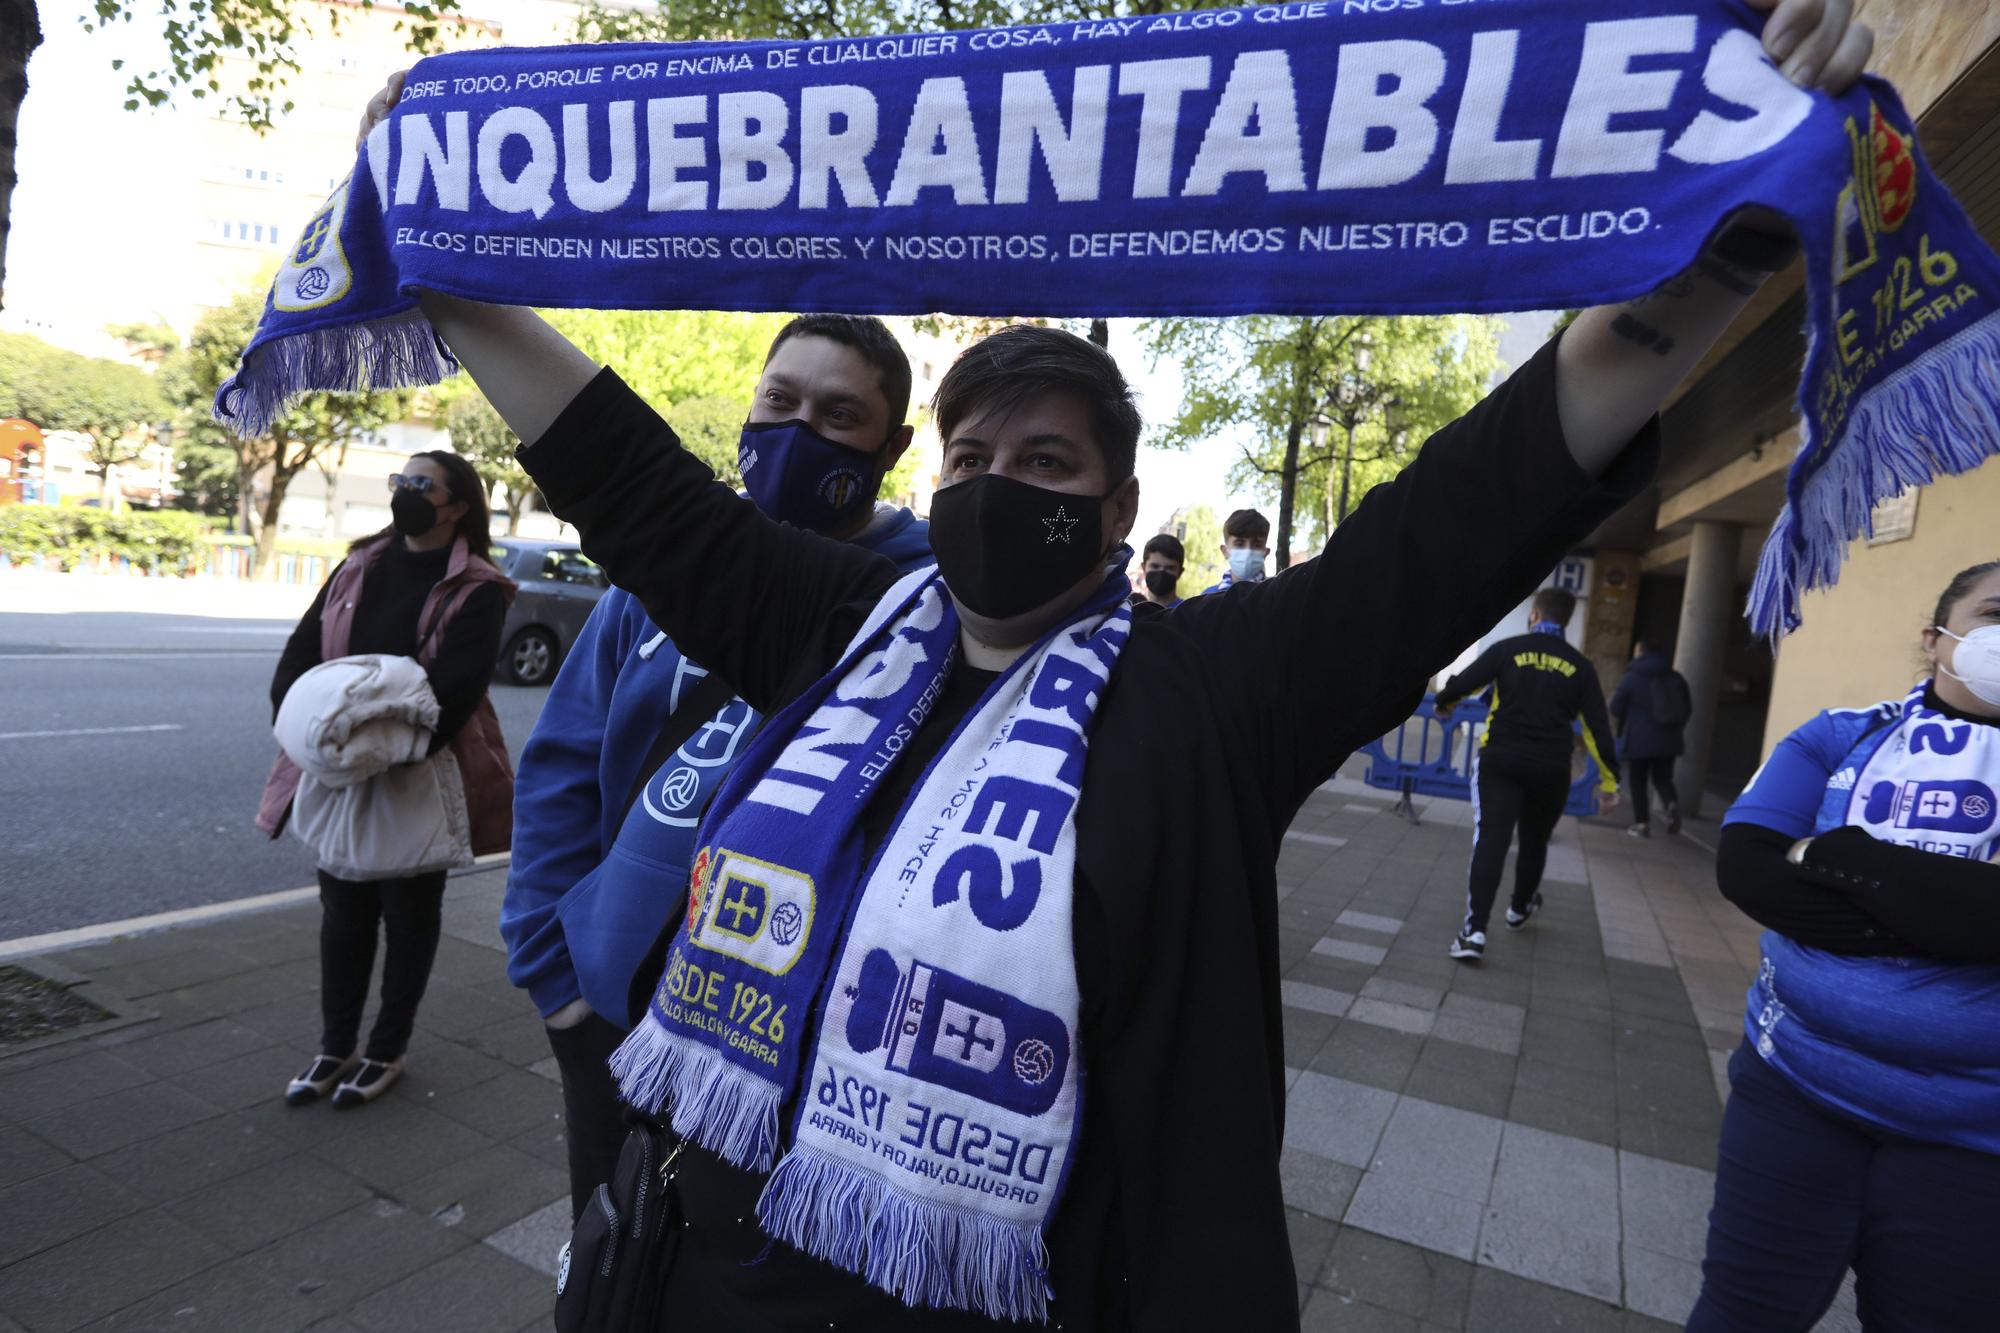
[1672,520,1743,818]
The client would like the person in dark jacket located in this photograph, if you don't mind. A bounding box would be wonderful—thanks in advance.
[500,315,938,1221]
[1688,559,2000,1332]
[1610,640,1690,837]
[1435,587,1621,962]
[350,5,1871,1317]
[265,450,512,1109]
[1130,532,1184,609]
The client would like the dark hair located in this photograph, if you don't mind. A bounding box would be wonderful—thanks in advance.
[1532,587,1577,627]
[1933,559,2000,628]
[351,448,495,561]
[766,315,913,429]
[1223,508,1270,544]
[932,325,1142,483]
[1143,533,1185,565]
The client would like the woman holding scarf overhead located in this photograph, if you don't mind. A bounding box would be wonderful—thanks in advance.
[1688,559,2000,1332]
[357,2,1871,1322]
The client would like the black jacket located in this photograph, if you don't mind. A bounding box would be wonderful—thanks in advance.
[1609,650,1688,759]
[517,335,1654,1330]
[1437,630,1620,787]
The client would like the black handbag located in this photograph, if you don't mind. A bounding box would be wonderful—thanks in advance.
[554,1117,687,1333]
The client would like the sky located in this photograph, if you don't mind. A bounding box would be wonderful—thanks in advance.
[8,0,1557,547]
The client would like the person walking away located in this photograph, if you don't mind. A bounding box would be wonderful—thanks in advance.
[1131,533,1184,609]
[1204,508,1269,593]
[1436,587,1621,962]
[500,315,937,1221]
[261,450,513,1108]
[1688,559,2000,1331]
[1611,639,1691,837]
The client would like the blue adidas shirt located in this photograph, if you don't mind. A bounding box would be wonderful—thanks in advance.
[1726,695,2000,1153]
[500,506,934,1029]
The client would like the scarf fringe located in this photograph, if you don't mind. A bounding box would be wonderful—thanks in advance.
[759,1142,1052,1324]
[213,308,455,439]
[608,1014,780,1172]
[1752,309,2000,638]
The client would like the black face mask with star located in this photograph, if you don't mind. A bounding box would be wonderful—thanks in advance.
[927,472,1111,620]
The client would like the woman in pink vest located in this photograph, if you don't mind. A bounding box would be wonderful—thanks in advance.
[260,450,516,1108]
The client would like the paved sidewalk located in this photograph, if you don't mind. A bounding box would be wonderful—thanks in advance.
[1,778,1854,1331]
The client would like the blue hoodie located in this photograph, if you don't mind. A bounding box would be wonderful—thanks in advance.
[500,505,934,1029]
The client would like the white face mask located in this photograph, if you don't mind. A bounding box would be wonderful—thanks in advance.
[1935,624,2000,708]
[1227,548,1266,581]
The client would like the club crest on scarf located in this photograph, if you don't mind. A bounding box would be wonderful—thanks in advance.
[274,182,354,313]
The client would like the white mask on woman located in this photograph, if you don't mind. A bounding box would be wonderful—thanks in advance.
[1935,624,2000,708]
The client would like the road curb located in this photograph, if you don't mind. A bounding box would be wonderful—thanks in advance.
[0,852,511,963]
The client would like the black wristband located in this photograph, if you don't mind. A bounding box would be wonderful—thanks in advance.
[1708,225,1800,274]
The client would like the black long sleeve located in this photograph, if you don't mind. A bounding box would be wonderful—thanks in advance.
[1435,643,1504,713]
[1799,824,2000,963]
[1578,664,1621,789]
[1716,822,1912,956]
[423,581,505,751]
[271,572,337,719]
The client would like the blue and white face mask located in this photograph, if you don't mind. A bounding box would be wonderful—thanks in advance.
[1226,547,1266,582]
[738,418,881,533]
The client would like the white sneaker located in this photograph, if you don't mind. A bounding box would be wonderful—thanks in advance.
[330,1057,404,1109]
[1448,931,1486,961]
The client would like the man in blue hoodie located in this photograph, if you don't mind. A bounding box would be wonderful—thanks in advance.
[500,315,936,1218]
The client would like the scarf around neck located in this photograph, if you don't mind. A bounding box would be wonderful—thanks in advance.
[610,559,1131,1320]
[213,0,2000,639]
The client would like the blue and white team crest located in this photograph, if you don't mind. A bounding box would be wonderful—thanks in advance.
[273,181,354,313]
[642,661,758,829]
[1862,779,1998,836]
[687,851,815,976]
[842,948,1069,1118]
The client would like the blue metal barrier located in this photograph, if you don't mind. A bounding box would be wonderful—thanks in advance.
[1360,695,1601,824]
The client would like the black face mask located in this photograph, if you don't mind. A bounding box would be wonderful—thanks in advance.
[1143,568,1179,600]
[928,472,1110,619]
[391,488,441,538]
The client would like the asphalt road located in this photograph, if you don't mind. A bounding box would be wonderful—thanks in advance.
[0,601,551,939]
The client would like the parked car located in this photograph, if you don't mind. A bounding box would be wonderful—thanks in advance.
[490,538,608,685]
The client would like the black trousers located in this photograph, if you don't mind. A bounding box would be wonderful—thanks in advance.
[547,1012,631,1221]
[1464,752,1570,935]
[317,869,447,1062]
[1628,755,1680,826]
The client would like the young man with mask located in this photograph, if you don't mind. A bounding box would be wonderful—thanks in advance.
[1131,533,1184,610]
[499,315,936,1221]
[1206,508,1269,593]
[358,6,1870,1317]
[1434,588,1621,963]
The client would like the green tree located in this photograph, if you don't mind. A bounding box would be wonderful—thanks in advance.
[163,290,409,576]
[544,308,789,415]
[1143,316,1500,570]
[0,331,168,506]
[440,388,535,534]
[1166,502,1225,596]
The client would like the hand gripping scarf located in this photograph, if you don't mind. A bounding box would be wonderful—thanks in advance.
[609,561,1130,1320]
[212,0,2000,638]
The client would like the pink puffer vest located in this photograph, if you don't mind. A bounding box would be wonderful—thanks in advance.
[256,535,517,858]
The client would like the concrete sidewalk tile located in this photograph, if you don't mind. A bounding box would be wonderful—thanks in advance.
[165,1154,373,1255]
[1361,977,1445,1011]
[388,1039,519,1102]
[1507,1088,1619,1149]
[1282,980,1357,1019]
[0,1123,72,1189]
[1412,1039,1515,1087]
[459,1017,557,1068]
[1344,1171,1484,1261]
[1280,1148,1362,1222]
[1477,1209,1623,1303]
[1437,993,1526,1032]
[1337,909,1405,935]
[427,1069,564,1142]
[482,1198,571,1278]
[0,1208,230,1333]
[350,1243,555,1333]
[400,1144,569,1240]
[0,1048,157,1122]
[1283,1006,1342,1071]
[1465,1264,1626,1333]
[22,1081,221,1161]
[81,1257,321,1333]
[526,1056,561,1084]
[1618,1113,1720,1172]
[248,1197,471,1313]
[1314,937,1390,967]
[410,984,524,1040]
[1299,1288,1427,1332]
[1349,998,1436,1038]
[1310,1022,1423,1093]
[1284,1070,1399,1169]
[1618,1151,1715,1263]
[1370,1097,1503,1197]
[166,1042,308,1112]
[1622,1246,1704,1324]
[1288,1208,1342,1293]
[1430,1013,1521,1056]
[0,1162,143,1267]
[116,1017,276,1077]
[176,963,314,1016]
[1489,1122,1619,1229]
[1400,1066,1512,1121]
[1318,1228,1473,1326]
[307,1106,494,1196]
[92,1111,292,1204]
[504,1125,571,1174]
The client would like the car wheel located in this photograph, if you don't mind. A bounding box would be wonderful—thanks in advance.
[504,627,559,686]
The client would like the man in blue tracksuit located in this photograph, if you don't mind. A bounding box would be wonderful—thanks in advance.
[500,315,936,1217]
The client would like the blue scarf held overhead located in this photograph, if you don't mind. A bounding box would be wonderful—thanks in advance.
[213,0,2000,623]
[610,559,1130,1321]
